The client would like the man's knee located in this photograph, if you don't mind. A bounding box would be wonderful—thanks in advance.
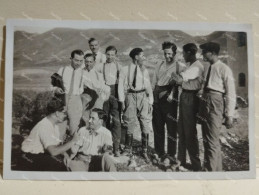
[102,153,117,172]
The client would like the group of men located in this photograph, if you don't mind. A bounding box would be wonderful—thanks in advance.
[21,37,236,172]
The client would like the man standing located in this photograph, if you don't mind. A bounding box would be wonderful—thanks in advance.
[53,50,84,136]
[95,46,122,157]
[118,48,153,162]
[199,42,236,171]
[152,41,185,158]
[21,99,79,171]
[67,108,117,172]
[85,38,106,65]
[171,43,204,171]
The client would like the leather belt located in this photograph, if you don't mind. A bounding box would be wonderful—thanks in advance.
[127,89,146,93]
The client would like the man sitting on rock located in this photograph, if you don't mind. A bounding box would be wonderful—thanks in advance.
[66,108,117,172]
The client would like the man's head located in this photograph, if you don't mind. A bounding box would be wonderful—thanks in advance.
[162,41,177,63]
[70,49,84,69]
[200,42,220,64]
[182,43,198,63]
[129,48,145,66]
[105,46,117,63]
[88,38,100,54]
[84,53,95,71]
[89,108,107,130]
[46,98,67,123]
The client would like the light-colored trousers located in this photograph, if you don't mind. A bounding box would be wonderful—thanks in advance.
[123,92,151,135]
[66,95,83,135]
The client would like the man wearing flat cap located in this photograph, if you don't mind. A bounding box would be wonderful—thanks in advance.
[171,43,204,171]
[199,42,236,171]
[118,48,153,163]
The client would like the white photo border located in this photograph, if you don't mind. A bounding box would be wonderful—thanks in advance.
[3,19,255,180]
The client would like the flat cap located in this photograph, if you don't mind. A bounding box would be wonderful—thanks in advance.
[199,42,220,54]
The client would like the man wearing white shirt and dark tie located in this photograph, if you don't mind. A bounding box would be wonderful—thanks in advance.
[53,50,84,136]
[199,42,236,171]
[118,48,153,163]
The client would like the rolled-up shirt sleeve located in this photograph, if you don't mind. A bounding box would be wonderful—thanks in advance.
[180,66,201,82]
[39,126,61,149]
[224,67,236,117]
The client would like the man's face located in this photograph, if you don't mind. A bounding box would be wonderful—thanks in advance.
[183,50,190,63]
[202,50,213,63]
[89,40,100,54]
[89,111,102,130]
[163,48,175,63]
[84,56,95,71]
[56,107,67,123]
[106,50,116,63]
[71,54,84,69]
[135,52,146,66]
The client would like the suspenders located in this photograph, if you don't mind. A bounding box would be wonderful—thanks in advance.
[103,61,119,84]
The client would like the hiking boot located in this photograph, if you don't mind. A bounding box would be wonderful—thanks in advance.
[142,133,150,164]
[122,134,133,156]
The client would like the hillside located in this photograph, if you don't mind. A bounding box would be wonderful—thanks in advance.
[13,28,228,90]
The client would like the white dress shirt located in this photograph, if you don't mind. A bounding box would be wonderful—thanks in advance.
[21,117,61,154]
[94,61,121,85]
[118,63,153,104]
[55,65,84,95]
[204,60,236,117]
[180,60,204,90]
[71,126,113,156]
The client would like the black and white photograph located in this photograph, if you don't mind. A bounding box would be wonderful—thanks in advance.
[3,20,255,180]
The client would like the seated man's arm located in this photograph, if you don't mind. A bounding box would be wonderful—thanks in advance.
[46,135,78,156]
[40,129,79,156]
[102,131,113,154]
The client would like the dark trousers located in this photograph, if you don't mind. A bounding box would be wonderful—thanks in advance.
[103,84,121,151]
[17,152,67,171]
[200,91,224,171]
[152,86,178,157]
[177,90,201,171]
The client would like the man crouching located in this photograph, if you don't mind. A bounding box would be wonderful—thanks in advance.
[21,98,79,171]
[66,108,117,172]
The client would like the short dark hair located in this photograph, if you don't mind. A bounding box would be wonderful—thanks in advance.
[183,43,198,55]
[46,98,65,115]
[84,53,95,61]
[71,49,84,59]
[91,108,107,122]
[129,48,143,60]
[162,41,177,54]
[88,38,98,44]
[200,42,220,55]
[105,45,117,54]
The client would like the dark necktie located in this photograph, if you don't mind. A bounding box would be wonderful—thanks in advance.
[204,65,211,89]
[132,65,138,88]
